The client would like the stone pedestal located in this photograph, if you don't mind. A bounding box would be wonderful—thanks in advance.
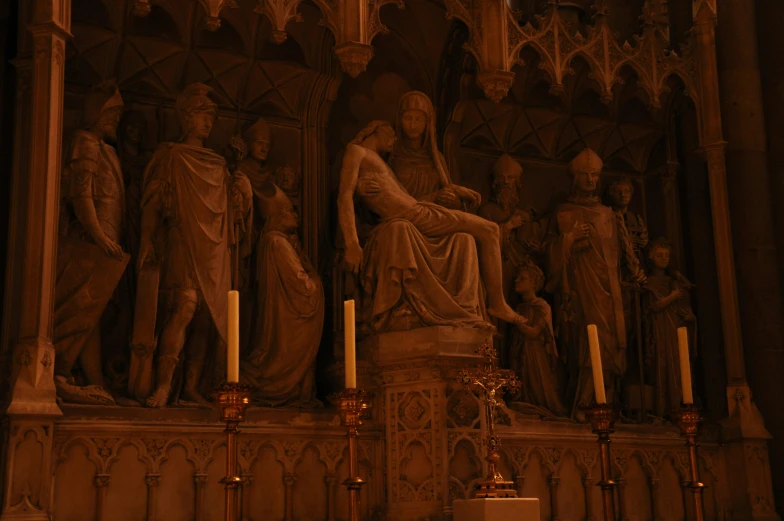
[366,326,492,521]
[452,498,540,521]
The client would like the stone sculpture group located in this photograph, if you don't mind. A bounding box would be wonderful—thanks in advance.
[53,82,695,421]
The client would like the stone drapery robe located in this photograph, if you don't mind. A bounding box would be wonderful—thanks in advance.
[242,231,324,406]
[141,143,240,345]
[361,217,488,332]
[234,157,273,350]
[390,148,449,203]
[546,196,630,410]
[236,157,273,233]
[644,272,694,417]
[509,297,566,416]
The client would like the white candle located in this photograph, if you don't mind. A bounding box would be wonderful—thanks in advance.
[344,300,357,388]
[227,290,240,383]
[587,324,607,404]
[678,327,694,405]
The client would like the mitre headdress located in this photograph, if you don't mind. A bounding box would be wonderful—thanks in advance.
[257,181,293,220]
[243,117,271,145]
[569,148,603,174]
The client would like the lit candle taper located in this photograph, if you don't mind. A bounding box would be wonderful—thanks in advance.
[587,324,607,404]
[344,300,357,389]
[227,290,240,383]
[678,326,694,404]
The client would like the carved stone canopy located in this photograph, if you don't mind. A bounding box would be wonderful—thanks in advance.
[130,0,698,105]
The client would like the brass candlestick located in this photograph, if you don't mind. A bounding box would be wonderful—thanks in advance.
[458,343,520,498]
[216,383,253,521]
[330,388,372,521]
[674,404,706,521]
[585,403,619,521]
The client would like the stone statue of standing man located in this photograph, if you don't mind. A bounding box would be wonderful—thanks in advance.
[131,83,252,407]
[54,80,130,405]
[545,149,645,420]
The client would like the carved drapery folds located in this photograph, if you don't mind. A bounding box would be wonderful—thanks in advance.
[445,0,697,105]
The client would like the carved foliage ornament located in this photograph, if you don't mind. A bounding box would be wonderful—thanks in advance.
[444,0,698,105]
[134,0,239,31]
[254,0,305,44]
[311,0,405,77]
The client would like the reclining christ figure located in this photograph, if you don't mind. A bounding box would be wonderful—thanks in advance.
[338,120,526,328]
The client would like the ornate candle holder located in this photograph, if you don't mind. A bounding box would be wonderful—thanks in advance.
[674,404,706,521]
[329,388,373,521]
[216,383,253,521]
[458,343,520,498]
[584,403,620,521]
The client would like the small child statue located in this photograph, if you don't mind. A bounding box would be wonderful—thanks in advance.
[509,260,567,416]
[644,237,697,418]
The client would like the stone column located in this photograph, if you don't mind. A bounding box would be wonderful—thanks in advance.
[717,0,784,436]
[549,475,561,521]
[693,0,780,519]
[4,0,69,415]
[283,473,296,521]
[753,0,784,513]
[94,474,110,521]
[301,74,339,268]
[145,474,160,521]
[1,2,70,521]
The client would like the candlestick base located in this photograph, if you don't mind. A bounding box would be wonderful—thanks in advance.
[584,403,619,521]
[215,383,254,521]
[584,402,619,435]
[216,382,254,423]
[674,404,707,521]
[475,435,518,498]
[329,388,373,521]
[330,388,372,426]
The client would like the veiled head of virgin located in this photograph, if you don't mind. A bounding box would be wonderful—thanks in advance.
[396,91,436,147]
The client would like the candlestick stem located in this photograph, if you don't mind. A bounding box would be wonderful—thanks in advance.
[675,404,706,521]
[216,383,253,521]
[585,403,619,521]
[330,388,372,521]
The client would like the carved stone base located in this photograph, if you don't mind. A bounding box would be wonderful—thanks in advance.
[362,326,492,365]
[453,498,540,521]
[720,385,781,521]
[368,327,488,520]
[1,419,56,521]
[25,395,775,521]
[364,327,749,521]
[5,343,61,417]
[47,405,385,521]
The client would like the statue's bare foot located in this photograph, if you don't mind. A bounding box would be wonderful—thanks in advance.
[487,304,527,324]
[145,385,171,408]
[181,387,211,408]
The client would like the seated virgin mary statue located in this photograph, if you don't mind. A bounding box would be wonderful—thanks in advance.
[338,121,525,333]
